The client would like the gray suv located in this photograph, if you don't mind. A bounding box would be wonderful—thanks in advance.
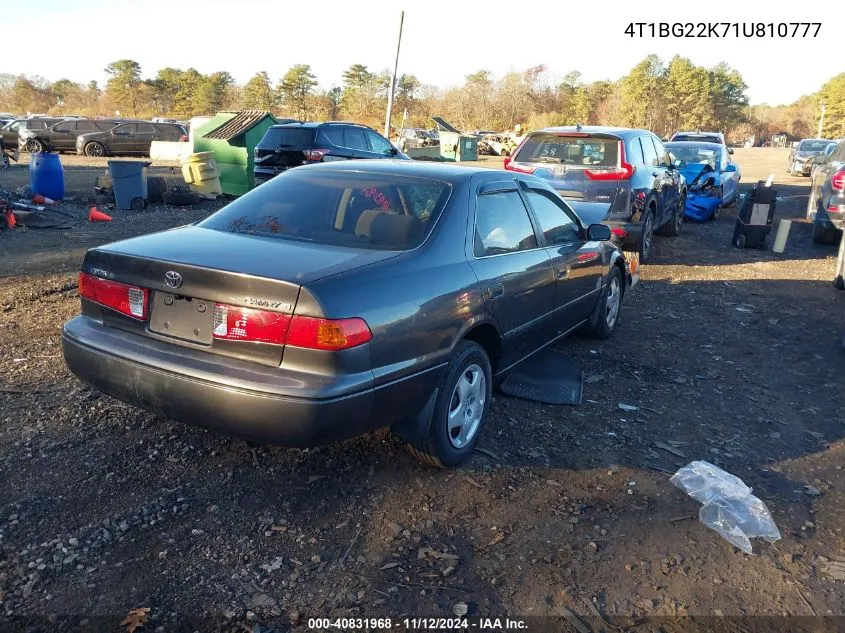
[807,138,845,243]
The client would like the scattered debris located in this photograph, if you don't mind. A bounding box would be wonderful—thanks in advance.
[452,602,468,617]
[821,560,845,581]
[670,461,781,554]
[618,403,639,412]
[803,485,823,497]
[655,441,687,458]
[120,607,150,633]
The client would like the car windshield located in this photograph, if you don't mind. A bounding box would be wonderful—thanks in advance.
[667,145,722,170]
[199,170,452,251]
[798,140,832,152]
[516,134,618,166]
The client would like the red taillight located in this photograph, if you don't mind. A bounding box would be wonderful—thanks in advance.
[78,272,148,320]
[287,316,372,351]
[585,140,635,181]
[305,148,330,161]
[611,228,628,238]
[832,170,845,191]
[212,304,291,344]
[503,137,535,174]
[210,303,372,351]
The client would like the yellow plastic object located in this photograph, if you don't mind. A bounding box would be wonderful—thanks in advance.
[180,152,222,196]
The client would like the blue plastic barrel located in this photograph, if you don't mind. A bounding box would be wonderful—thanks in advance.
[30,153,65,201]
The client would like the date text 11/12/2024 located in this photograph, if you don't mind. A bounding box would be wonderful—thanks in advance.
[624,22,821,37]
[306,617,528,630]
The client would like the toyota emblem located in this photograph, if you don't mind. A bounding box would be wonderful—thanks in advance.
[164,271,183,289]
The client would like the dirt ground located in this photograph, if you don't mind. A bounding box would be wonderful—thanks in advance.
[1,149,844,632]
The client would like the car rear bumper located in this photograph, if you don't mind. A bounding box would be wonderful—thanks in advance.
[61,316,390,447]
[818,205,845,231]
[605,220,642,250]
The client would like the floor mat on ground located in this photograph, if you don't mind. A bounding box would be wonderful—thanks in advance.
[499,347,582,405]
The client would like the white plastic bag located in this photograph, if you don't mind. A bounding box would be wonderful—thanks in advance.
[670,461,781,554]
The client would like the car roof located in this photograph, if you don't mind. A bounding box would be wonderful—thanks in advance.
[665,141,725,150]
[673,130,723,136]
[799,138,834,143]
[534,125,654,139]
[270,121,373,130]
[292,159,492,182]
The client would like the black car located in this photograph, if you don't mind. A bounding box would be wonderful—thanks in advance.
[1,117,63,149]
[505,126,686,263]
[76,121,187,157]
[19,118,121,153]
[254,121,407,184]
[807,138,845,244]
[61,161,630,467]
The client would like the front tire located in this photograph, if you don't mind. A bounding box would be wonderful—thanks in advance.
[27,139,44,153]
[812,220,833,245]
[585,266,623,340]
[408,341,492,468]
[84,142,106,158]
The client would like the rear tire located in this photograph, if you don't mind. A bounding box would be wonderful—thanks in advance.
[639,209,655,263]
[27,139,44,154]
[812,220,833,244]
[408,341,492,468]
[659,195,684,236]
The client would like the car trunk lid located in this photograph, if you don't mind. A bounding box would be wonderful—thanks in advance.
[83,225,399,365]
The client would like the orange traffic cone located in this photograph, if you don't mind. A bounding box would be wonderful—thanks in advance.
[32,194,56,204]
[88,207,112,222]
[3,210,16,229]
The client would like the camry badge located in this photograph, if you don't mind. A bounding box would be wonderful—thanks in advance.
[164,271,183,289]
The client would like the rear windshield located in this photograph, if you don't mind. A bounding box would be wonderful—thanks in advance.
[516,134,618,166]
[260,127,316,148]
[672,134,722,144]
[199,169,452,251]
[798,140,832,152]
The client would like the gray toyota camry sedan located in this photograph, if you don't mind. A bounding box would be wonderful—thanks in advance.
[62,161,630,467]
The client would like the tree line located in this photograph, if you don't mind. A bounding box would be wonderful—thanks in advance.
[1,57,842,141]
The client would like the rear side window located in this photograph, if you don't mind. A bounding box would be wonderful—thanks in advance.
[515,134,618,166]
[52,121,77,133]
[262,127,316,148]
[474,191,538,257]
[115,124,136,134]
[524,190,581,245]
[199,170,452,251]
[94,121,117,131]
[639,137,659,167]
[136,123,156,134]
[343,128,369,151]
[626,138,644,165]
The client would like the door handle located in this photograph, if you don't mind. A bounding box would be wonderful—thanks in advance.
[484,283,504,300]
[556,266,571,280]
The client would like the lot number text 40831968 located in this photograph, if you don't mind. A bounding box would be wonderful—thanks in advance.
[624,22,821,38]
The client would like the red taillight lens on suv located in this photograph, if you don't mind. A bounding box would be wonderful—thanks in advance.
[305,148,331,161]
[211,303,372,351]
[585,140,635,181]
[832,170,845,191]
[78,272,148,320]
[503,137,534,174]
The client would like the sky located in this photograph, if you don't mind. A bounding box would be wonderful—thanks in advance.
[4,0,841,105]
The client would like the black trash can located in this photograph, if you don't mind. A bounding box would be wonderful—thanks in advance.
[733,180,776,249]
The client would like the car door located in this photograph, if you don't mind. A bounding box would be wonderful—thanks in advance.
[49,120,78,150]
[520,184,604,331]
[364,129,397,159]
[652,136,681,220]
[468,180,556,369]
[133,122,157,154]
[720,147,739,203]
[110,123,135,154]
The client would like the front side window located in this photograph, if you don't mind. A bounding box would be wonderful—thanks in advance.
[136,123,156,134]
[366,130,393,155]
[474,191,538,257]
[114,124,135,134]
[652,137,672,167]
[52,122,77,133]
[639,137,659,167]
[524,190,581,245]
[199,170,452,251]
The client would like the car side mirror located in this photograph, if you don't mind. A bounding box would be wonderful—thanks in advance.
[386,147,398,156]
[727,148,734,154]
[587,223,612,241]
